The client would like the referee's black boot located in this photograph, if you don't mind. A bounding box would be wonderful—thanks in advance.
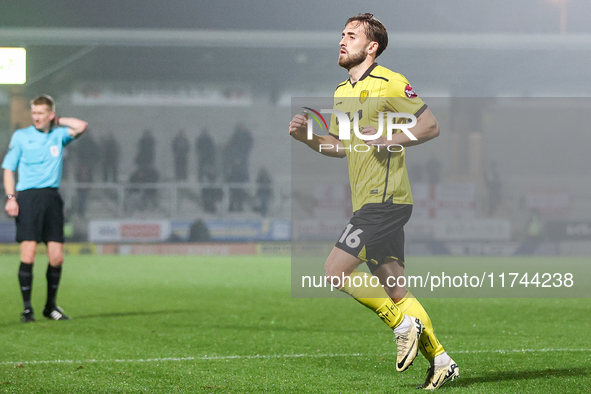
[21,308,35,323]
[43,306,71,321]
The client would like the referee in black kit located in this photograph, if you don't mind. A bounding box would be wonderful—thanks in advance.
[2,95,88,322]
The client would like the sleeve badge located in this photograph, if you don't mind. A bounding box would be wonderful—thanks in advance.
[405,84,418,98]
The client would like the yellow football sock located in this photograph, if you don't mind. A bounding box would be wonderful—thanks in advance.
[339,270,404,329]
[395,290,445,361]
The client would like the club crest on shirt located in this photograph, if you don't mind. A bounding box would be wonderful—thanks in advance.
[360,90,369,103]
[405,84,418,98]
[50,145,59,157]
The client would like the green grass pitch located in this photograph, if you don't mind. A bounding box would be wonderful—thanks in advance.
[0,254,590,393]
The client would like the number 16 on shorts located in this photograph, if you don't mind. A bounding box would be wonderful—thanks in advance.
[339,224,364,249]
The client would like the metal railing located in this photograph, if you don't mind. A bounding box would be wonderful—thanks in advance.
[60,181,291,219]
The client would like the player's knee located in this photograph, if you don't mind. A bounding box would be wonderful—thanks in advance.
[324,262,337,280]
[324,264,344,288]
[21,252,35,262]
[48,254,64,266]
[20,245,37,263]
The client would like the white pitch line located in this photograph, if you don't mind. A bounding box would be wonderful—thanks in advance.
[454,348,591,355]
[0,353,360,366]
[0,348,589,367]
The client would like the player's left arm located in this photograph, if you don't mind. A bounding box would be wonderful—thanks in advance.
[56,116,88,138]
[393,107,439,147]
[363,107,439,148]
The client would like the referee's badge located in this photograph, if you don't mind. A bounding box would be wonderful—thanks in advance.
[50,145,59,157]
[360,90,369,103]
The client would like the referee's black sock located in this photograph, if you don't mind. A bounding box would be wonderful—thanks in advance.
[46,264,63,310]
[18,262,34,310]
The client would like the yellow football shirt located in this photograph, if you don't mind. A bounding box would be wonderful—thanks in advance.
[328,63,427,212]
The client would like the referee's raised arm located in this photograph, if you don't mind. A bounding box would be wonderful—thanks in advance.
[56,116,88,138]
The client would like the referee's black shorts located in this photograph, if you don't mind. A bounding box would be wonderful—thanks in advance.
[334,197,412,273]
[15,188,65,243]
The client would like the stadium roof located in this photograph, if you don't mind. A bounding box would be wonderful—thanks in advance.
[1,28,591,97]
[3,28,591,50]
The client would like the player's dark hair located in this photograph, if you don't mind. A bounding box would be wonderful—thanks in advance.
[30,95,55,111]
[346,13,388,58]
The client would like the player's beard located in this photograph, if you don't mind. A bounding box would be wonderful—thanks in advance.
[338,47,368,70]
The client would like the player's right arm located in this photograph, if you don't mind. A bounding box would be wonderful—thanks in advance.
[2,133,21,217]
[3,169,18,217]
[289,113,346,158]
